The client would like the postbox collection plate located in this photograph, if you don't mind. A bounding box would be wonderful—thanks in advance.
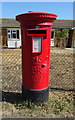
[32,37,42,53]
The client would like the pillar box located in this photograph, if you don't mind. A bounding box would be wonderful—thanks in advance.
[16,12,57,103]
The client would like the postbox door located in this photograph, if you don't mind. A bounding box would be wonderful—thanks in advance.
[31,35,50,90]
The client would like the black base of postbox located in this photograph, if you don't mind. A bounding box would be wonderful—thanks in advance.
[22,85,49,103]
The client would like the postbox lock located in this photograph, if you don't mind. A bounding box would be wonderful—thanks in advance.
[42,64,46,67]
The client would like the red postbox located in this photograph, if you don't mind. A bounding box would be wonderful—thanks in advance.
[16,12,57,103]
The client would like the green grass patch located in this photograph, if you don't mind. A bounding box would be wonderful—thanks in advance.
[15,97,74,115]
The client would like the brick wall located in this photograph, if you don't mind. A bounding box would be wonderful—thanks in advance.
[71,29,75,48]
[1,28,8,47]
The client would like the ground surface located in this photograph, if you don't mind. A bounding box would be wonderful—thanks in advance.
[1,48,75,118]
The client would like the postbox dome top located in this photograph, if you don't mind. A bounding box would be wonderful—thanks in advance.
[16,12,57,25]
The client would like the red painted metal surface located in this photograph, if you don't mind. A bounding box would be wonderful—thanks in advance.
[16,12,57,90]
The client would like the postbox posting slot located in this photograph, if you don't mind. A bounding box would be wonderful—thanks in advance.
[28,30,46,34]
[32,37,42,53]
[27,30,46,36]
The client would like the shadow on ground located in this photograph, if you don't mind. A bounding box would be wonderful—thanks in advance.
[2,91,23,104]
[50,87,75,92]
[2,87,75,104]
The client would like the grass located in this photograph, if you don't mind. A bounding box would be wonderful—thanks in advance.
[15,97,74,115]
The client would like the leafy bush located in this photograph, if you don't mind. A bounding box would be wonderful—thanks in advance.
[55,29,69,47]
[55,29,69,38]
